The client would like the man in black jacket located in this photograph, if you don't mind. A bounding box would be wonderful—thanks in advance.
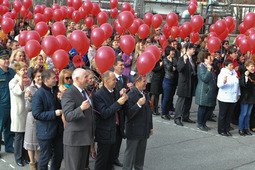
[123,75,153,170]
[93,71,128,170]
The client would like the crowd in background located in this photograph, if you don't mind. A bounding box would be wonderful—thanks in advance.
[1,18,255,170]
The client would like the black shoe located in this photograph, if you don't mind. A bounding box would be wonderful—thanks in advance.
[153,112,160,115]
[244,129,252,135]
[17,162,24,167]
[219,132,228,136]
[161,115,170,120]
[239,130,246,136]
[229,126,234,131]
[198,126,208,131]
[211,113,217,118]
[208,118,216,122]
[175,119,183,126]
[204,125,211,131]
[113,159,123,167]
[183,118,196,123]
[166,114,173,120]
[226,131,232,136]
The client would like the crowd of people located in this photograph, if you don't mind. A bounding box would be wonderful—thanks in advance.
[1,18,255,170]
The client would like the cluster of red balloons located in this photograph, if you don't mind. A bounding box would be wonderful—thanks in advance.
[188,0,198,16]
[137,45,160,75]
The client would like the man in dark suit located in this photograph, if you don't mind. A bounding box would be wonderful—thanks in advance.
[32,69,63,170]
[123,75,153,170]
[174,43,198,126]
[112,58,132,167]
[93,71,128,170]
[61,68,94,170]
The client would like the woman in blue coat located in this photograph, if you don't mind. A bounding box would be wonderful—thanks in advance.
[195,52,217,131]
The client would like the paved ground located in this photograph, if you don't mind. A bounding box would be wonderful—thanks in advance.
[1,98,255,170]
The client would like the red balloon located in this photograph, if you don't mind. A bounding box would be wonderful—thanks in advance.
[171,26,180,39]
[191,15,203,32]
[210,24,216,33]
[44,7,53,21]
[110,0,118,9]
[72,0,82,10]
[52,49,70,69]
[97,11,108,25]
[229,23,236,34]
[78,6,86,18]
[72,10,82,23]
[23,0,32,9]
[73,55,84,67]
[137,52,156,75]
[20,6,29,18]
[91,3,100,16]
[91,25,99,31]
[138,24,150,39]
[144,45,161,62]
[13,0,22,12]
[1,18,14,34]
[56,35,72,51]
[67,7,75,20]
[152,14,163,29]
[118,11,134,30]
[218,28,229,41]
[135,18,143,26]
[100,23,113,39]
[244,12,255,29]
[131,8,135,16]
[51,22,66,36]
[82,0,93,14]
[144,13,153,26]
[35,22,48,37]
[179,29,186,40]
[34,13,46,24]
[239,38,250,54]
[207,37,221,53]
[95,46,116,73]
[70,30,90,54]
[248,33,255,51]
[67,0,72,7]
[189,0,198,6]
[110,8,118,18]
[34,5,42,14]
[159,35,167,47]
[61,6,67,20]
[0,16,2,23]
[236,34,245,47]
[166,12,178,27]
[53,9,63,21]
[91,28,106,48]
[114,20,125,35]
[119,35,135,55]
[11,10,18,20]
[25,40,41,59]
[182,22,192,37]
[225,16,234,29]
[3,0,10,8]
[246,28,255,36]
[52,4,60,10]
[3,12,12,19]
[26,31,40,43]
[128,22,139,35]
[188,4,197,16]
[85,17,93,28]
[28,12,33,20]
[121,2,131,12]
[239,22,247,34]
[18,31,28,46]
[190,32,200,44]
[41,5,46,11]
[41,36,60,56]
[214,19,227,36]
[207,32,218,40]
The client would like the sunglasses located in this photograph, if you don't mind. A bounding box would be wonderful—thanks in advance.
[65,77,72,80]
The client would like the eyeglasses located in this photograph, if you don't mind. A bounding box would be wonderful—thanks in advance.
[156,29,161,31]
[65,77,72,80]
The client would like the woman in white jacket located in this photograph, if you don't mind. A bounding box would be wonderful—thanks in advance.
[217,59,240,136]
[9,62,31,167]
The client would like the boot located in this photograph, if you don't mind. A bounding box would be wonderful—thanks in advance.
[29,162,37,170]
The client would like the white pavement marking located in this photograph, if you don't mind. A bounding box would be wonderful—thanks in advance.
[9,164,15,169]
[1,159,6,162]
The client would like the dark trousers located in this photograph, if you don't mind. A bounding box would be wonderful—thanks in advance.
[249,106,255,130]
[123,139,147,170]
[64,145,90,170]
[197,106,214,127]
[218,101,236,134]
[161,78,177,116]
[114,125,122,161]
[174,96,193,120]
[231,100,241,125]
[95,143,115,170]
[14,132,28,163]
[38,135,63,170]
[0,108,14,152]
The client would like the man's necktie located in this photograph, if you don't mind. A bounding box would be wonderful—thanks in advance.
[119,75,124,88]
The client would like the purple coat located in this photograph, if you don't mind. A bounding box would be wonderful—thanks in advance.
[122,53,133,80]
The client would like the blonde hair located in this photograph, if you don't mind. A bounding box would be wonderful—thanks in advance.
[9,49,26,64]
[59,69,72,86]
[13,62,27,73]
[29,54,45,68]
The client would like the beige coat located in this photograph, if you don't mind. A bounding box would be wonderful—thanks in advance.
[9,74,28,132]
